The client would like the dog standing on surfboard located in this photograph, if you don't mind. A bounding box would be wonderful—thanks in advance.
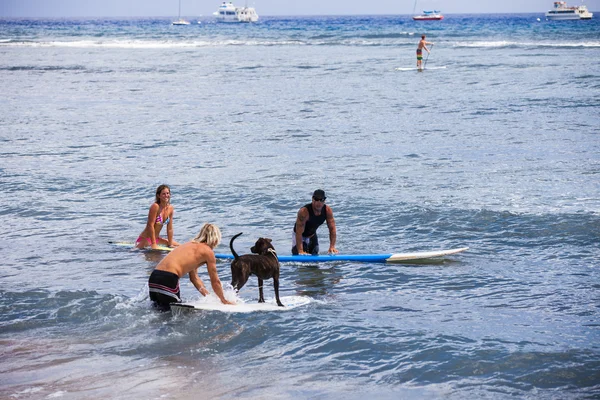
[230,233,284,307]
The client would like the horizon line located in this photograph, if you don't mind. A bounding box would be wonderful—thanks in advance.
[0,11,581,19]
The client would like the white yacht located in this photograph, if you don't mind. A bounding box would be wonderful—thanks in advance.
[545,1,593,20]
[214,2,259,23]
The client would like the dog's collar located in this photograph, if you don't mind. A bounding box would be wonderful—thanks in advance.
[267,248,278,258]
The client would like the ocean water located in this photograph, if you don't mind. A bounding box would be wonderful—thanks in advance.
[1,14,599,399]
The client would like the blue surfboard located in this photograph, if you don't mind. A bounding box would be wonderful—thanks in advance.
[215,247,468,263]
[111,242,468,263]
[214,253,392,262]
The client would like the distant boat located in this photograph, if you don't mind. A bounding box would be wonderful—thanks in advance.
[411,0,443,20]
[214,1,259,23]
[545,1,593,20]
[413,10,444,21]
[172,0,191,25]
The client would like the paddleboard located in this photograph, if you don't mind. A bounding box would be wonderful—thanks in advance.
[214,247,468,263]
[170,295,311,314]
[111,242,468,263]
[110,241,174,252]
[395,66,447,71]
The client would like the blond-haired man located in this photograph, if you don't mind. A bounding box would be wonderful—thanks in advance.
[148,223,235,310]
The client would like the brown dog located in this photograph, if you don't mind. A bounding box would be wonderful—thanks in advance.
[230,232,283,307]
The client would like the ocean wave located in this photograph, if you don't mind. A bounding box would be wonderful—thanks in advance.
[0,38,415,48]
[455,41,600,48]
[0,65,87,72]
[3,38,598,49]
[0,39,309,48]
[359,32,415,39]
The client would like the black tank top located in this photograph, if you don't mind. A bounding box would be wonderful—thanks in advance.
[294,203,327,238]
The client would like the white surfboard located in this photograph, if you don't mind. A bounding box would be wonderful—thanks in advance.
[170,295,311,314]
[110,241,173,252]
[386,247,469,263]
[395,66,447,71]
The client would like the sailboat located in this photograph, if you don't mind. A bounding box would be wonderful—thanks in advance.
[172,0,191,25]
[412,0,444,20]
[413,11,444,20]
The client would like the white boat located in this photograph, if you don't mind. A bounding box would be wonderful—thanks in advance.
[172,0,191,25]
[214,1,259,23]
[545,1,593,20]
[411,0,443,20]
[413,10,444,21]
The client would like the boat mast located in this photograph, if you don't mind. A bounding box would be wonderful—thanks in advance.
[412,0,418,14]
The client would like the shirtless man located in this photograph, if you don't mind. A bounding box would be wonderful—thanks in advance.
[417,35,433,69]
[148,223,235,310]
[292,189,339,255]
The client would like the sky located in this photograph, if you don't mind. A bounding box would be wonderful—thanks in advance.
[1,0,599,18]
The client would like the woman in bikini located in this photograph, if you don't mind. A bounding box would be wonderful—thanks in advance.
[135,184,180,250]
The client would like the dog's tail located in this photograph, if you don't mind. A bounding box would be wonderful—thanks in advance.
[230,232,243,260]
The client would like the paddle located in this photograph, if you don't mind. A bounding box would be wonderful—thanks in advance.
[423,43,434,69]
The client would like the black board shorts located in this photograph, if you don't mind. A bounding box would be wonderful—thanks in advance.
[148,270,181,310]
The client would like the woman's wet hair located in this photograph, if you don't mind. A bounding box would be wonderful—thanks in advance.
[155,184,171,204]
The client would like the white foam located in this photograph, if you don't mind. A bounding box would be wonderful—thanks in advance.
[5,38,598,49]
[0,39,307,49]
[455,41,600,48]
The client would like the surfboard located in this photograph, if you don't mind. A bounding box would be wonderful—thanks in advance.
[395,66,447,71]
[109,241,174,252]
[111,242,468,263]
[214,247,468,263]
[170,295,311,314]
